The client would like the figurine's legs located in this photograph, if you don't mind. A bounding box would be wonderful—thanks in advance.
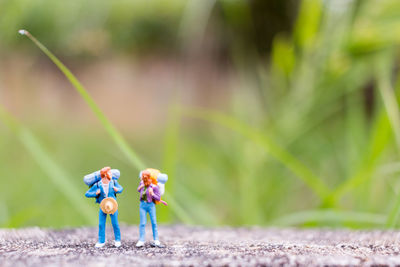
[110,210,121,241]
[148,202,158,240]
[139,201,147,241]
[98,209,107,243]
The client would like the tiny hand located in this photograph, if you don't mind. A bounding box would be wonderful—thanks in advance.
[96,189,101,195]
[113,187,118,192]
[148,187,154,196]
[138,184,144,190]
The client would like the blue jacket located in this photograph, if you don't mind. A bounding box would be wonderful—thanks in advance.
[85,179,123,204]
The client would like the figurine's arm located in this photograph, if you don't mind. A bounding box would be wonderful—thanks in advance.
[113,180,123,194]
[137,181,144,192]
[85,184,100,198]
[151,186,161,201]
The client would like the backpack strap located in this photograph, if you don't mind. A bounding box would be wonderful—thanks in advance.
[110,180,117,198]
[95,181,101,199]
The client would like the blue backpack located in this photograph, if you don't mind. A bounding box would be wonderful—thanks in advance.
[83,169,120,187]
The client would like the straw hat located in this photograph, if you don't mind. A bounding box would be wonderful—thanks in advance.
[100,197,118,214]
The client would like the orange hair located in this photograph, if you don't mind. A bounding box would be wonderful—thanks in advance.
[100,166,111,179]
[142,168,165,205]
[145,168,160,185]
[142,170,152,186]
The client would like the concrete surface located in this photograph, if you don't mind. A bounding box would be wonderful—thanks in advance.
[2,225,400,266]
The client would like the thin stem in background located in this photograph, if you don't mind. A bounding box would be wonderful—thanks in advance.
[18,30,193,224]
[18,30,145,172]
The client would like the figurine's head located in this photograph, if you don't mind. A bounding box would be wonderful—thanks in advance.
[100,166,112,180]
[145,168,159,185]
[141,170,152,187]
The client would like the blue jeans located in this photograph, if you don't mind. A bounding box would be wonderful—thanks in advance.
[98,209,120,243]
[139,201,158,241]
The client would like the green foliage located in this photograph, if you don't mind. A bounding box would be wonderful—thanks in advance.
[294,0,322,49]
[4,0,400,228]
[0,106,97,226]
[184,107,330,199]
[0,0,185,55]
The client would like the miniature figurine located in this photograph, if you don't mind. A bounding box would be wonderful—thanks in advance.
[84,166,123,248]
[136,168,168,248]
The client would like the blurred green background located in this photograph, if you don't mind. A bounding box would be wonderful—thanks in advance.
[2,0,400,228]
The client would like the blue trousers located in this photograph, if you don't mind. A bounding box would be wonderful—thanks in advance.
[98,209,120,243]
[139,201,158,241]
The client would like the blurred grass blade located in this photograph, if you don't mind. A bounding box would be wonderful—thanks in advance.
[294,0,322,50]
[376,53,400,152]
[271,34,295,79]
[375,53,400,227]
[387,192,400,228]
[271,209,386,226]
[184,107,331,200]
[160,104,180,221]
[18,29,145,171]
[0,105,97,224]
[19,30,193,224]
[323,111,391,206]
[162,104,180,182]
[3,208,41,228]
[179,0,216,49]
[325,54,399,209]
[162,192,193,224]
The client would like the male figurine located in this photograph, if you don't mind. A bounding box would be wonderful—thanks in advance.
[136,170,165,248]
[85,166,123,248]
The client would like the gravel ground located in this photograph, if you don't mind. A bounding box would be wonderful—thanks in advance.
[2,225,400,266]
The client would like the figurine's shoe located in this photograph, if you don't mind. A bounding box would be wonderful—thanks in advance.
[136,240,145,248]
[114,241,121,248]
[151,240,165,248]
[95,242,105,248]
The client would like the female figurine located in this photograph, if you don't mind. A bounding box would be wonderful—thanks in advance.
[136,169,166,248]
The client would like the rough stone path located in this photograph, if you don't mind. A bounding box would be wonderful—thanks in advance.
[1,225,400,266]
